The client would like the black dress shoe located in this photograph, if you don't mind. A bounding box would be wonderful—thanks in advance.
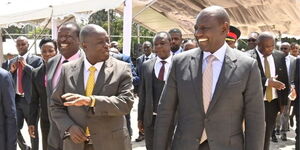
[275,129,280,135]
[135,135,145,142]
[281,133,287,141]
[272,135,278,143]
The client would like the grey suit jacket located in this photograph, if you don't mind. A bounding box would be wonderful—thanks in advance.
[0,68,17,150]
[288,55,296,85]
[153,46,265,150]
[46,52,84,149]
[50,56,134,150]
[138,57,157,126]
[136,53,155,77]
[9,54,42,103]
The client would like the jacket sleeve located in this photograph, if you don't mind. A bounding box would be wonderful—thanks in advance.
[92,63,134,117]
[244,60,265,150]
[28,69,40,125]
[2,72,17,150]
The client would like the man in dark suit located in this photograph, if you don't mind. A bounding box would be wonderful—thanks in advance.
[28,38,58,150]
[136,41,155,76]
[2,52,14,70]
[154,6,265,150]
[46,22,82,150]
[169,28,183,55]
[294,58,300,150]
[50,24,134,150]
[138,32,172,150]
[0,67,17,150]
[9,36,43,150]
[247,32,289,150]
[135,41,155,142]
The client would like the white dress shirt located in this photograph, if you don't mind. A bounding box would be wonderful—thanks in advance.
[83,57,103,89]
[256,49,278,100]
[154,54,172,81]
[202,43,227,99]
[285,55,291,77]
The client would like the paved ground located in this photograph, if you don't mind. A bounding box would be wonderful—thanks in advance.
[19,99,297,150]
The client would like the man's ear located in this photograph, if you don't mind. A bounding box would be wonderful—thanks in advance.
[80,42,86,49]
[223,22,230,34]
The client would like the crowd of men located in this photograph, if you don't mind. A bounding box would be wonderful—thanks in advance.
[0,5,299,150]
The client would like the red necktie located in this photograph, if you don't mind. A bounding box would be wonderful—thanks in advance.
[18,62,24,94]
[158,61,166,80]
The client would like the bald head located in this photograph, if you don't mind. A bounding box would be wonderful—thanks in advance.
[257,32,275,44]
[153,32,171,43]
[196,6,230,25]
[80,24,107,42]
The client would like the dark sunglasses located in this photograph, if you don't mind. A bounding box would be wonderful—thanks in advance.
[247,39,256,42]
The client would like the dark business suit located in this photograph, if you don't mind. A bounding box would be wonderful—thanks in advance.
[9,53,42,150]
[136,53,155,77]
[29,63,50,150]
[46,52,83,150]
[247,49,289,150]
[2,60,10,71]
[50,56,134,150]
[154,46,265,150]
[293,58,300,150]
[0,68,17,150]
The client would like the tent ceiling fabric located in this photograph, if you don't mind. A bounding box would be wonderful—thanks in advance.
[130,0,300,37]
[0,0,124,27]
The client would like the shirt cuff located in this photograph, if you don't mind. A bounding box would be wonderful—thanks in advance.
[265,79,269,86]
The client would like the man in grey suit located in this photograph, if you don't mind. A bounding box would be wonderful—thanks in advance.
[0,68,17,150]
[273,42,296,141]
[153,6,265,150]
[50,24,134,150]
[46,22,82,150]
[138,32,173,150]
[9,36,43,150]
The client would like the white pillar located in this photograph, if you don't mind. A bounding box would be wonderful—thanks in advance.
[122,0,132,56]
[0,29,4,65]
[51,18,58,40]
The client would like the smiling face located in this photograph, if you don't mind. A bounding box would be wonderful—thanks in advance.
[57,25,80,58]
[41,42,57,62]
[81,31,110,63]
[194,13,229,53]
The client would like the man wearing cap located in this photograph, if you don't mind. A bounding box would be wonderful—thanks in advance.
[225,25,241,49]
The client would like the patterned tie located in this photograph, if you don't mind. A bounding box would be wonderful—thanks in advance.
[85,66,97,136]
[264,56,273,102]
[200,55,216,144]
[17,61,24,94]
[158,61,166,80]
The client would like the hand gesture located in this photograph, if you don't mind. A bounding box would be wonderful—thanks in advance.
[10,62,18,73]
[68,125,88,144]
[268,76,285,90]
[28,125,36,138]
[62,93,91,107]
[138,120,144,134]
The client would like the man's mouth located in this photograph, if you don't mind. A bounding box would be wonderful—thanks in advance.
[198,38,208,42]
[60,44,69,48]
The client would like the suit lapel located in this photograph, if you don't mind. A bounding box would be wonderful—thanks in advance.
[70,57,85,96]
[147,58,156,103]
[92,57,114,95]
[207,47,237,115]
[47,54,62,91]
[189,48,205,115]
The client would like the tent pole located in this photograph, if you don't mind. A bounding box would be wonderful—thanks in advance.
[137,24,140,44]
[0,29,4,65]
[107,9,111,37]
[122,0,132,56]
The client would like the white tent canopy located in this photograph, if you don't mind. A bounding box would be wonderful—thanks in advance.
[0,0,126,63]
[0,0,124,27]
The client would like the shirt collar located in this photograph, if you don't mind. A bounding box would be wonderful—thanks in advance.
[203,42,227,63]
[61,51,80,63]
[84,57,103,72]
[19,51,29,60]
[156,53,172,64]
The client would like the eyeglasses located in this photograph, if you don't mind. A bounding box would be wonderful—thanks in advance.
[247,39,256,42]
[280,47,288,50]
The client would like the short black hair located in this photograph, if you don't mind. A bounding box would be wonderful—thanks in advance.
[168,28,182,36]
[153,32,172,43]
[59,22,81,37]
[39,37,57,52]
